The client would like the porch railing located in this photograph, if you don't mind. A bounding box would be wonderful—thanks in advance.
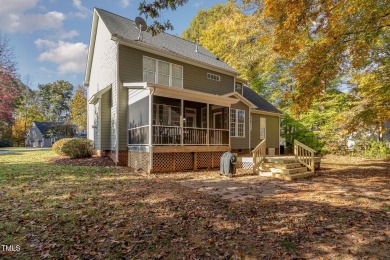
[210,129,229,145]
[153,125,181,145]
[252,139,266,173]
[183,127,207,145]
[294,140,315,173]
[152,125,229,145]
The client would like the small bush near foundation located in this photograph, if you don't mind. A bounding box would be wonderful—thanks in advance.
[61,139,94,159]
[52,138,74,155]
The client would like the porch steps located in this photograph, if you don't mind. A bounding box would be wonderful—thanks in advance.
[237,156,317,181]
[262,162,302,169]
[272,171,315,181]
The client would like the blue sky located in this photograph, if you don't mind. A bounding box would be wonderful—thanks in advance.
[0,0,226,89]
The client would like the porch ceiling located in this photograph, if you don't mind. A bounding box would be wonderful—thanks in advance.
[123,82,238,106]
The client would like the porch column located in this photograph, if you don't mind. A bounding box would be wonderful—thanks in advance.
[206,103,209,146]
[148,92,153,172]
[180,99,184,146]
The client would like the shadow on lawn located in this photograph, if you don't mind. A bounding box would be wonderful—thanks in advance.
[1,166,389,259]
[1,157,389,258]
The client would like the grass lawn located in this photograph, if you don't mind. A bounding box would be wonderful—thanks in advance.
[0,151,389,259]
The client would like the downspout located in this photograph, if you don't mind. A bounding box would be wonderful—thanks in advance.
[149,86,155,173]
[115,37,120,163]
[249,109,251,152]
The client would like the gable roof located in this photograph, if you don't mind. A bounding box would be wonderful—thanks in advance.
[33,122,58,135]
[94,8,237,75]
[243,86,282,114]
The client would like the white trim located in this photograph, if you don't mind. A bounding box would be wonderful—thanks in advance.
[260,117,266,140]
[184,108,197,128]
[149,93,153,171]
[207,73,221,81]
[213,112,222,129]
[249,115,251,150]
[88,84,112,104]
[123,82,148,89]
[115,38,119,163]
[230,108,245,138]
[180,99,184,146]
[250,109,282,117]
[152,84,237,107]
[143,55,183,88]
[84,10,99,86]
[206,104,209,145]
[234,83,243,95]
[223,92,257,109]
[278,116,281,152]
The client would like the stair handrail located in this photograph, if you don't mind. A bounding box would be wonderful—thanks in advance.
[294,140,315,173]
[252,139,266,173]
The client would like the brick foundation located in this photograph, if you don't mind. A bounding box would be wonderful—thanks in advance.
[105,150,128,166]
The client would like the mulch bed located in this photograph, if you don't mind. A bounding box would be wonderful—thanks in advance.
[49,155,116,167]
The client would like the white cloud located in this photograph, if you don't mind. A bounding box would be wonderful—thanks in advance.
[194,1,204,8]
[0,0,38,13]
[0,0,65,32]
[36,40,88,74]
[71,0,91,19]
[120,0,131,8]
[57,30,79,40]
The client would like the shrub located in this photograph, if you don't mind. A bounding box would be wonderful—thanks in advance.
[61,139,94,159]
[52,138,74,156]
[0,140,12,148]
[362,140,390,159]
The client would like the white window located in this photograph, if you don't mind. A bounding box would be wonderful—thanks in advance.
[260,117,266,139]
[230,108,245,137]
[207,73,220,81]
[172,64,183,88]
[143,56,156,83]
[158,60,170,86]
[143,56,183,88]
[235,83,242,94]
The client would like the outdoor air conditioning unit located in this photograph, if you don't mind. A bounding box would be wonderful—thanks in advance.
[268,148,275,156]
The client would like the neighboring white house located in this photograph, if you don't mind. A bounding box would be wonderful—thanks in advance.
[26,122,58,148]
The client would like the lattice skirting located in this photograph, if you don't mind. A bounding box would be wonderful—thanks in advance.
[128,151,150,172]
[235,161,254,174]
[153,151,225,173]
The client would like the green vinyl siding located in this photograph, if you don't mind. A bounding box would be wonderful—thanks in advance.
[119,45,235,95]
[230,101,249,150]
[100,90,111,150]
[251,113,279,149]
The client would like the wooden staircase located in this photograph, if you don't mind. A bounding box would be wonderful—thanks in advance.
[258,157,315,180]
[246,139,318,181]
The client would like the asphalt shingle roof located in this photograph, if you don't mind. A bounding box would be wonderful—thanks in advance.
[95,8,237,74]
[243,86,282,114]
[34,122,58,135]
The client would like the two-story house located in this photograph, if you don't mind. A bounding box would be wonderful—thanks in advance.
[84,8,282,173]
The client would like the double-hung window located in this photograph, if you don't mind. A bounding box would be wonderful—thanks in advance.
[260,117,266,139]
[143,56,183,88]
[230,109,245,137]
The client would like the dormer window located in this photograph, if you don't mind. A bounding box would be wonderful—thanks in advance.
[207,73,220,81]
[143,56,183,88]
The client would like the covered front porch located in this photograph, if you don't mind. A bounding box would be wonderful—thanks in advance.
[126,83,237,173]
